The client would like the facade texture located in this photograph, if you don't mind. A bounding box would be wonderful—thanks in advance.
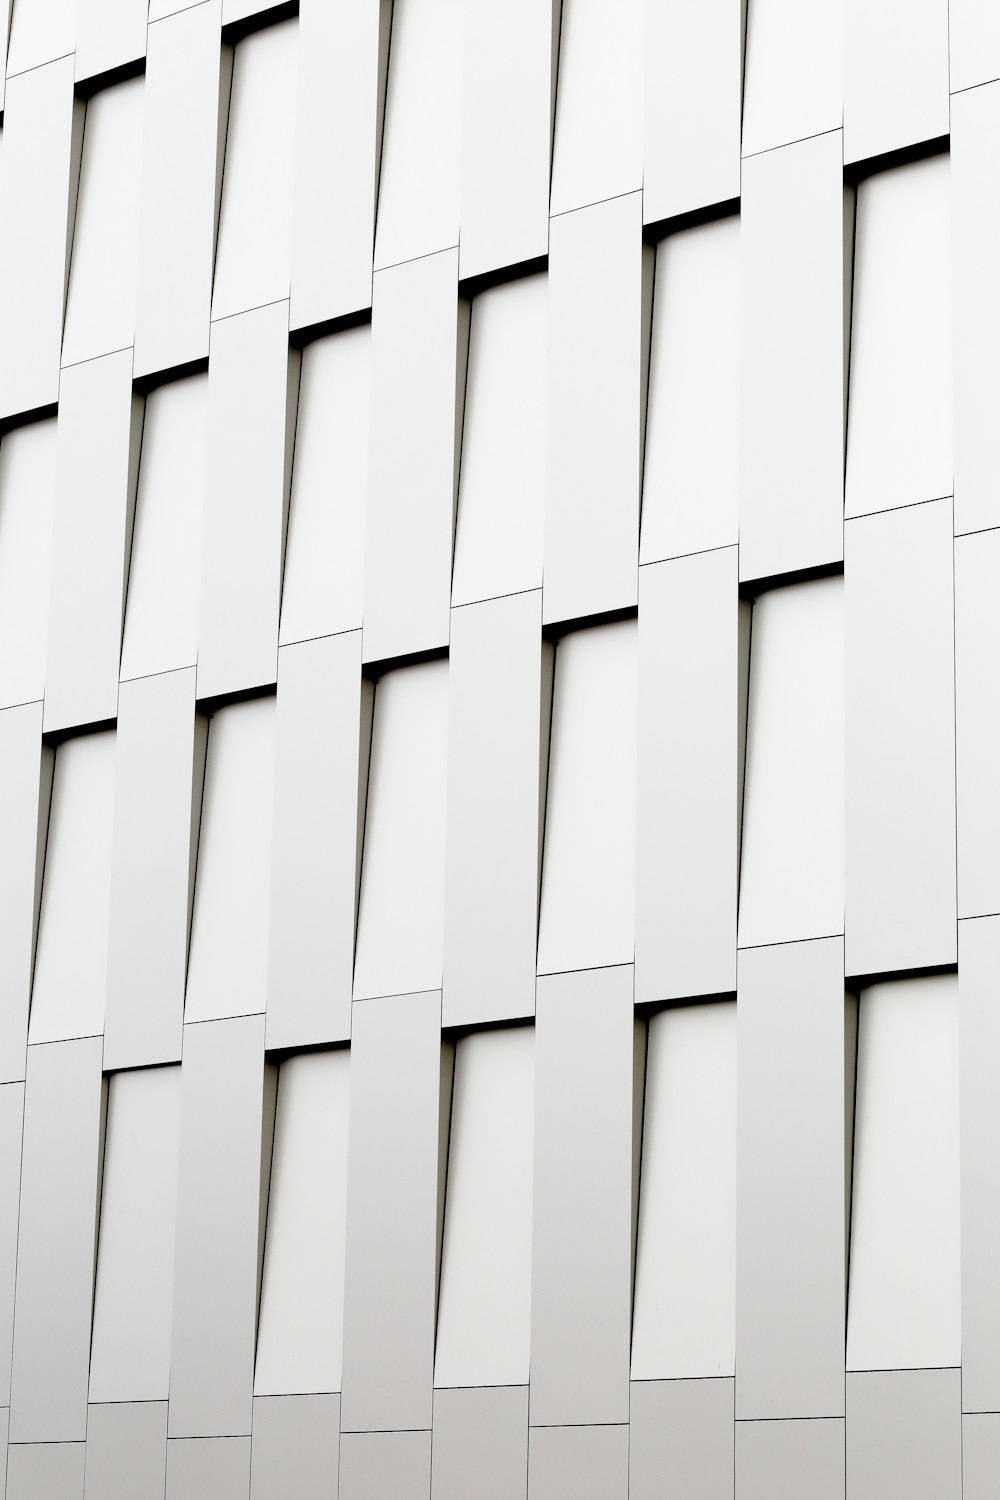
[0,0,995,1497]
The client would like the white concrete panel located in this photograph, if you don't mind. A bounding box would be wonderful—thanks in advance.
[451,274,546,608]
[844,0,949,163]
[279,325,370,646]
[536,620,637,976]
[0,58,81,418]
[740,133,846,580]
[951,0,1000,92]
[630,1379,734,1500]
[549,0,641,216]
[737,1418,845,1500]
[255,1049,350,1396]
[198,300,296,700]
[644,0,742,222]
[250,1394,341,1500]
[0,417,57,710]
[61,77,144,367]
[212,18,298,321]
[134,0,225,378]
[845,500,956,976]
[435,1027,534,1388]
[165,1437,251,1499]
[0,1083,25,1407]
[528,1424,629,1500]
[0,704,49,1083]
[636,552,745,1004]
[363,249,461,663]
[964,1415,1000,1500]
[6,0,74,74]
[353,660,449,1003]
[89,1066,182,1402]
[339,1430,431,1500]
[9,1036,104,1443]
[74,0,146,80]
[373,0,460,270]
[742,0,841,156]
[443,592,546,1027]
[847,974,961,1371]
[29,729,116,1045]
[632,1001,736,1381]
[6,1443,85,1499]
[845,157,951,519]
[83,1400,168,1500]
[640,216,740,565]
[956,532,1000,919]
[185,696,276,1024]
[545,194,646,624]
[44,349,139,733]
[120,374,208,682]
[847,1369,961,1500]
[738,578,844,949]
[432,1386,528,1500]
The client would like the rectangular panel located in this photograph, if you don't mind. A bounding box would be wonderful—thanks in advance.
[168,1014,272,1437]
[198,300,296,700]
[544,193,646,624]
[536,621,637,976]
[845,499,956,975]
[549,0,641,216]
[451,274,546,608]
[951,1,1000,91]
[0,704,49,1082]
[83,1401,167,1500]
[105,670,200,1069]
[75,0,146,81]
[740,132,846,580]
[527,1425,628,1500]
[353,662,449,1003]
[845,157,951,520]
[629,1379,734,1500]
[956,531,1000,918]
[250,1394,341,1500]
[44,348,139,733]
[963,1415,1000,1500]
[736,1418,844,1500]
[0,417,58,710]
[339,1430,431,1500]
[268,635,370,1049]
[134,1,225,378]
[531,966,635,1426]
[636,551,744,1003]
[639,216,739,565]
[6,1444,85,1500]
[9,1037,104,1443]
[443,592,546,1027]
[165,1437,251,1499]
[0,1084,25,1407]
[7,0,74,72]
[363,249,461,663]
[0,59,80,416]
[844,0,948,162]
[847,976,960,1371]
[340,992,444,1433]
[846,1369,961,1500]
[741,0,841,156]
[431,1387,528,1500]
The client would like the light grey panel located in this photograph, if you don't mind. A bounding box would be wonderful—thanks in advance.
[363,249,462,665]
[198,300,297,701]
[83,1402,167,1500]
[9,1038,105,1444]
[168,1015,272,1438]
[530,966,635,1427]
[527,1424,628,1500]
[736,939,849,1419]
[956,530,1000,921]
[44,349,139,733]
[0,1408,5,1500]
[339,1431,431,1500]
[963,1414,1000,1500]
[443,591,545,1028]
[846,1369,961,1500]
[6,1443,85,1500]
[845,499,956,977]
[0,1086,24,1407]
[629,1379,734,1500]
[736,1417,843,1500]
[740,131,846,582]
[340,992,445,1434]
[104,669,200,1070]
[74,0,146,81]
[267,634,370,1050]
[544,192,647,625]
[250,1394,340,1500]
[843,0,948,163]
[0,416,59,711]
[0,704,49,1083]
[431,1386,528,1500]
[959,916,1000,1412]
[165,1437,251,1500]
[636,550,745,1004]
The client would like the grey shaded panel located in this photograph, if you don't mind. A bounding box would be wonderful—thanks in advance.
[250,1394,340,1500]
[527,1424,628,1500]
[963,1414,1000,1500]
[629,1379,734,1500]
[339,1430,431,1500]
[7,1443,85,1499]
[165,1437,251,1500]
[0,1086,23,1407]
[955,532,1000,919]
[83,1402,167,1500]
[0,705,48,1083]
[846,1369,961,1500]
[431,1386,528,1500]
[736,1417,843,1500]
[960,916,1000,1412]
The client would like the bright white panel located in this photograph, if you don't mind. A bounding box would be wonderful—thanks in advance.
[631,1001,737,1379]
[6,0,74,74]
[89,1066,182,1402]
[844,0,948,163]
[279,325,370,645]
[185,697,276,1024]
[738,578,844,949]
[951,0,1000,92]
[959,917,1000,1414]
[0,418,57,710]
[956,532,1000,919]
[549,0,642,216]
[75,0,146,81]
[536,620,637,976]
[741,0,841,156]
[373,0,461,269]
[0,1084,24,1412]
[61,77,144,367]
[847,975,960,1371]
[29,730,116,1045]
[435,1027,534,1388]
[452,273,546,607]
[353,659,449,1001]
[212,18,298,321]
[0,705,50,1085]
[845,157,951,519]
[640,216,739,564]
[255,1050,350,1396]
